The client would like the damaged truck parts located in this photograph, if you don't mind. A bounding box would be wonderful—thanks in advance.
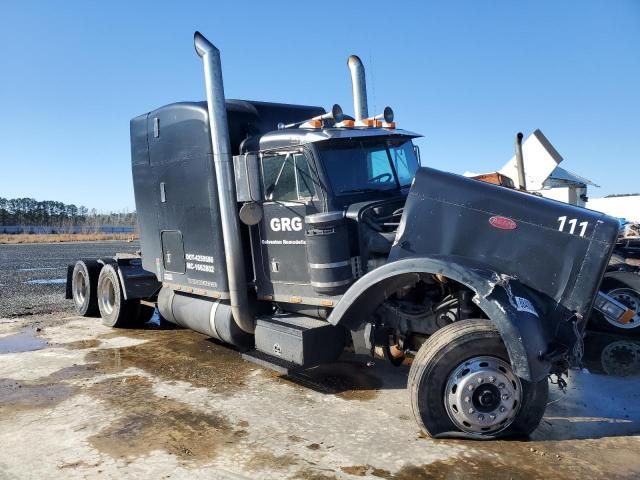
[67,32,628,439]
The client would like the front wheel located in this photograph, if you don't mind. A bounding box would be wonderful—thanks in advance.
[408,319,548,439]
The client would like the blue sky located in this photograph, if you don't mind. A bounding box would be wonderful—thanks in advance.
[1,1,638,211]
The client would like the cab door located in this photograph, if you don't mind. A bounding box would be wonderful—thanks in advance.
[256,150,318,287]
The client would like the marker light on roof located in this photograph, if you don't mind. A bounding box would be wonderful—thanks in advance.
[356,107,394,128]
[284,104,343,129]
[336,119,355,128]
[356,118,382,127]
[300,119,322,129]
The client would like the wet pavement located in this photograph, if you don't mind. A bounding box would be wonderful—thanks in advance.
[1,241,640,478]
[0,313,639,479]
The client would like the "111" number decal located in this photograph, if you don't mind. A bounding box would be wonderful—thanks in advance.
[557,216,588,237]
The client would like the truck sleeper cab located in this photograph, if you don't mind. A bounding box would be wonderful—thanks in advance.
[68,31,622,440]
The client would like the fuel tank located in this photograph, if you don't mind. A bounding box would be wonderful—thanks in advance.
[391,167,619,320]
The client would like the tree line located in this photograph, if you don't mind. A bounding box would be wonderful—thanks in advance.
[0,197,137,227]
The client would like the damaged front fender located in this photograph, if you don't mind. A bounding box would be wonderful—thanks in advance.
[328,256,552,382]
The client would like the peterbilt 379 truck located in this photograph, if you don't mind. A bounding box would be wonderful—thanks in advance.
[67,31,630,439]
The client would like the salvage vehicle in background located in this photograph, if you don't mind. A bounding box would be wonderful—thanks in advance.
[472,142,640,337]
[67,32,628,439]
[591,230,640,335]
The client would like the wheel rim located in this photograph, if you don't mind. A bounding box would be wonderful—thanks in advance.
[73,270,87,306]
[99,277,116,316]
[606,288,640,330]
[444,355,522,434]
[601,340,640,377]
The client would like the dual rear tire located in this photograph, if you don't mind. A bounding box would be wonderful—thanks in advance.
[71,260,152,328]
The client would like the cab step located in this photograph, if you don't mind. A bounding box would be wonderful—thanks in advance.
[252,313,344,369]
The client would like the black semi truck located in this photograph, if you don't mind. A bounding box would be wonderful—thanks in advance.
[67,31,631,439]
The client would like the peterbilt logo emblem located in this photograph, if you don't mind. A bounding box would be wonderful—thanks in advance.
[489,216,517,230]
[270,217,303,232]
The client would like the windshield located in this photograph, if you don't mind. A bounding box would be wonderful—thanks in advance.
[318,139,419,195]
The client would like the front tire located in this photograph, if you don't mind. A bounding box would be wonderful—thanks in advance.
[97,264,137,328]
[408,319,548,439]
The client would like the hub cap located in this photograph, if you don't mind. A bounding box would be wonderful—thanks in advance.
[99,278,116,316]
[445,356,522,434]
[607,288,640,330]
[601,340,640,377]
[73,270,87,305]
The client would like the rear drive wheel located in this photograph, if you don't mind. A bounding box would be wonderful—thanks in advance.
[409,319,548,439]
[97,264,136,328]
[592,271,640,335]
[72,260,100,317]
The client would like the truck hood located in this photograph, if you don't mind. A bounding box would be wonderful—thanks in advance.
[390,167,619,320]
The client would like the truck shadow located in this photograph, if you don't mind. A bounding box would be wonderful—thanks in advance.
[282,355,410,401]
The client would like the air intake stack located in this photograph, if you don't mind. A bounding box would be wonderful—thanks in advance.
[194,31,254,334]
[347,55,369,122]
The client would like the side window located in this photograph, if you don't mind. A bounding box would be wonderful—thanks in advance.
[367,147,395,185]
[390,142,419,186]
[294,153,315,199]
[262,152,315,202]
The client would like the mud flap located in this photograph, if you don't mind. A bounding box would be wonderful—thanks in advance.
[65,264,74,299]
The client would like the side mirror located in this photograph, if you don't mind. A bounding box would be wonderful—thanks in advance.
[234,153,263,203]
[234,153,264,225]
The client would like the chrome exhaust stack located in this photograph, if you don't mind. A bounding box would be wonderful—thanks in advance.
[347,55,368,122]
[515,132,527,190]
[194,31,254,334]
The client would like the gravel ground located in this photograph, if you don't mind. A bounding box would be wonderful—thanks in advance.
[0,241,139,318]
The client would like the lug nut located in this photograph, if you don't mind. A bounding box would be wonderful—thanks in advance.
[489,376,495,383]
[478,414,485,421]
[500,406,506,413]
[498,383,505,389]
[502,394,509,400]
[490,414,496,420]
[464,396,470,403]
[468,408,475,414]
[477,377,484,383]
[467,385,474,391]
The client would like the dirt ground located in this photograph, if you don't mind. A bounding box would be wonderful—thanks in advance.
[1,311,640,479]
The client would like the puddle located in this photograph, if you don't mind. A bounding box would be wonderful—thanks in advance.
[340,459,534,479]
[0,378,77,412]
[0,331,48,353]
[58,339,101,350]
[87,375,247,462]
[86,329,259,392]
[24,278,66,285]
[335,430,640,479]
